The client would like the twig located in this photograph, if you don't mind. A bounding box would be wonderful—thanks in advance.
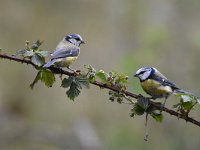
[1,53,200,127]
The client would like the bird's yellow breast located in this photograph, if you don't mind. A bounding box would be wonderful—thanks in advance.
[141,79,172,98]
[55,56,78,67]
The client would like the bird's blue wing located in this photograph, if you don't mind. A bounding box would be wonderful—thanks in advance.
[51,47,80,59]
[150,68,179,89]
[153,75,179,90]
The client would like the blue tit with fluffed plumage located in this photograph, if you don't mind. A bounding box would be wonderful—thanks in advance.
[43,34,85,70]
[134,67,190,100]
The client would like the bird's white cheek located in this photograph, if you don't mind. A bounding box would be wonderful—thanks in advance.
[139,74,148,81]
[138,71,151,81]
[69,39,76,44]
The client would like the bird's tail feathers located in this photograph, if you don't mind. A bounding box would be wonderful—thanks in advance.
[173,88,199,99]
[43,59,57,68]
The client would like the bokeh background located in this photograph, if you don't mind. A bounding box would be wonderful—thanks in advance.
[0,0,200,149]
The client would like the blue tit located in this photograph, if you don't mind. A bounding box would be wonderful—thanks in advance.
[134,67,189,100]
[43,34,85,71]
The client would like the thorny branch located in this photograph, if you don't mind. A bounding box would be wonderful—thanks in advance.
[1,53,200,127]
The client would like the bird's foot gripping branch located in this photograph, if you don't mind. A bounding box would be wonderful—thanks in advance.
[0,40,200,130]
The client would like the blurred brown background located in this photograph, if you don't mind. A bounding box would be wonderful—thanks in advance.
[0,0,200,149]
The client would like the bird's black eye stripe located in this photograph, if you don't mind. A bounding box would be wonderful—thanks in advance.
[65,36,70,41]
[139,71,145,75]
[74,37,80,40]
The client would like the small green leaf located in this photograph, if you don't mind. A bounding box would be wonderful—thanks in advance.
[88,73,96,83]
[96,70,107,83]
[25,40,30,49]
[176,92,200,102]
[31,54,45,66]
[137,96,150,111]
[24,50,34,57]
[77,75,90,88]
[182,101,195,110]
[61,77,73,88]
[16,49,34,57]
[115,74,129,84]
[36,51,49,57]
[181,95,192,102]
[84,64,96,72]
[40,69,55,87]
[62,75,89,101]
[109,96,115,102]
[150,112,163,122]
[108,71,117,78]
[197,99,200,105]
[84,64,96,83]
[31,40,43,51]
[16,50,25,55]
[30,69,55,88]
[131,103,145,116]
[66,82,80,101]
[30,71,42,89]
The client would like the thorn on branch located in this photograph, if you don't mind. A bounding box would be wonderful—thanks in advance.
[0,53,200,127]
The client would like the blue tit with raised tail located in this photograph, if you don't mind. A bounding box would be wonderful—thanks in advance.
[134,67,191,100]
[43,34,85,71]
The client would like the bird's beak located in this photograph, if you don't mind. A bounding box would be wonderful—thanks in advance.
[134,73,138,77]
[81,40,85,44]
